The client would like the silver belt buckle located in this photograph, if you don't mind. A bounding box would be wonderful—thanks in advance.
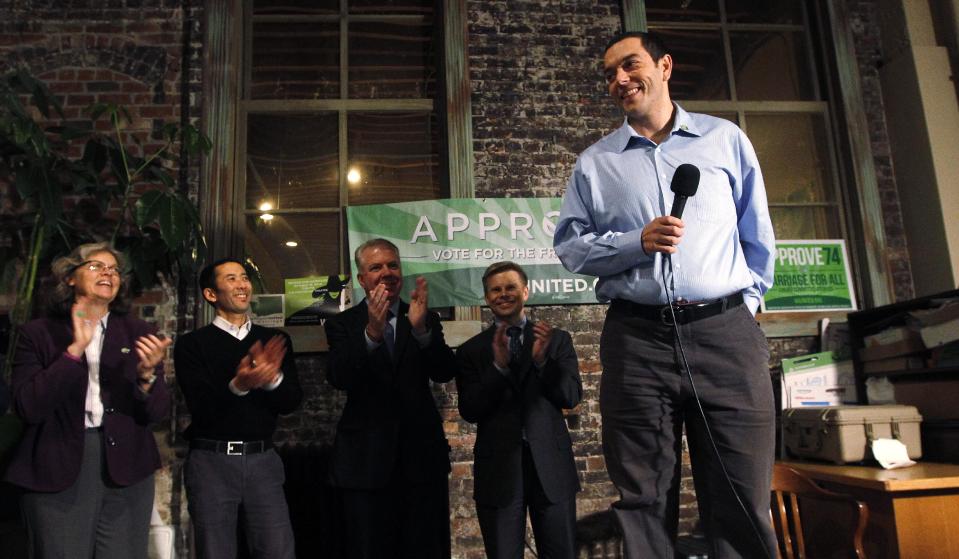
[226,441,244,456]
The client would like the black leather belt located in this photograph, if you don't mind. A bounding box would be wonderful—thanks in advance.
[612,292,744,325]
[190,439,273,456]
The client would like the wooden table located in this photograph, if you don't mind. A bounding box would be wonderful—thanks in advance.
[780,461,959,559]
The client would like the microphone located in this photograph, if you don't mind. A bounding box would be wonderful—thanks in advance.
[669,163,700,219]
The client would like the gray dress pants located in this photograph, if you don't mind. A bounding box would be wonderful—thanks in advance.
[599,303,778,559]
[20,429,154,559]
[185,447,295,559]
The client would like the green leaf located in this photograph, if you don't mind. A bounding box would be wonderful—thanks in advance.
[145,164,175,190]
[107,144,130,187]
[161,122,178,141]
[89,102,110,123]
[14,163,35,198]
[128,244,159,288]
[81,139,108,173]
[139,229,169,260]
[57,124,90,141]
[157,195,186,248]
[179,124,212,156]
[134,190,165,228]
[32,83,51,119]
[119,106,133,126]
[37,167,64,226]
[177,192,201,224]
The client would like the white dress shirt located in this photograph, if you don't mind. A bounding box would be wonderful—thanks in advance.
[84,314,109,428]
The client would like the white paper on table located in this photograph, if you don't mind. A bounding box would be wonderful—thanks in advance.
[871,438,916,469]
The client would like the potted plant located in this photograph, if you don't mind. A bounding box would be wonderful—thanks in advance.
[0,69,211,443]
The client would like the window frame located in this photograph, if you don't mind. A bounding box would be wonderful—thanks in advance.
[200,0,476,322]
[240,3,445,279]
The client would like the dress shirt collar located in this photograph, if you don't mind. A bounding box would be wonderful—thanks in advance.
[212,314,252,340]
[614,102,702,152]
[493,315,527,331]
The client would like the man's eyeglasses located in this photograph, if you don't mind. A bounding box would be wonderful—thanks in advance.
[78,260,121,275]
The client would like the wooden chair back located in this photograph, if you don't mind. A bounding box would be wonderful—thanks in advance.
[770,463,869,559]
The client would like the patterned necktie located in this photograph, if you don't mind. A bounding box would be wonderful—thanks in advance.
[384,310,395,357]
[506,326,522,364]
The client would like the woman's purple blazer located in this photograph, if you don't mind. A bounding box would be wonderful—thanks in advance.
[5,314,170,492]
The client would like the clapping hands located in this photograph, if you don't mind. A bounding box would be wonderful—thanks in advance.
[233,335,287,392]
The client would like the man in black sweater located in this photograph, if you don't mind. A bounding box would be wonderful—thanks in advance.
[175,258,303,559]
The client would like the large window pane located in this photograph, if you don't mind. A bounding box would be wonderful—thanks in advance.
[770,207,841,239]
[253,0,338,16]
[725,0,804,24]
[746,113,834,204]
[731,31,813,101]
[347,112,440,205]
[241,1,448,284]
[245,213,341,293]
[645,0,719,23]
[251,21,339,99]
[656,29,729,101]
[247,113,339,210]
[348,20,435,99]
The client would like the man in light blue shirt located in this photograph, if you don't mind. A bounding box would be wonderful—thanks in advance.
[554,31,777,558]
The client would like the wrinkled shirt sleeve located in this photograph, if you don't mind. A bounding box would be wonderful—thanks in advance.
[554,164,650,278]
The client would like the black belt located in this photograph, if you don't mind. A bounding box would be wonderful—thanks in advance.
[190,439,273,456]
[611,292,744,325]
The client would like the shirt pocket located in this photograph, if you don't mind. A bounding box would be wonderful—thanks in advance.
[689,170,736,225]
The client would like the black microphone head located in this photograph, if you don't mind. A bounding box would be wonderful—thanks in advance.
[670,164,700,197]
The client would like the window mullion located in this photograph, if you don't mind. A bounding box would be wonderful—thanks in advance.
[720,0,737,102]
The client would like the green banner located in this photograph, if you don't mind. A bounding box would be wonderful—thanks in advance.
[762,240,857,312]
[346,198,600,307]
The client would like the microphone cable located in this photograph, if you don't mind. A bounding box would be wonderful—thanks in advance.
[661,253,773,559]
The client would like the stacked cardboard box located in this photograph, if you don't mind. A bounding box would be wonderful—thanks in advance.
[857,299,959,374]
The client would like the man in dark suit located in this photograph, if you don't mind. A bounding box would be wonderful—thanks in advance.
[325,238,458,559]
[456,261,582,559]
[175,258,302,559]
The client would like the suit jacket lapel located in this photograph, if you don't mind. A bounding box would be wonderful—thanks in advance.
[100,314,124,372]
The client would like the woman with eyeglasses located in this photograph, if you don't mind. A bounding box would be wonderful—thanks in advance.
[5,241,172,559]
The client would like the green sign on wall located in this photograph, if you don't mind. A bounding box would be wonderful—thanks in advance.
[762,240,857,312]
[346,198,600,307]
